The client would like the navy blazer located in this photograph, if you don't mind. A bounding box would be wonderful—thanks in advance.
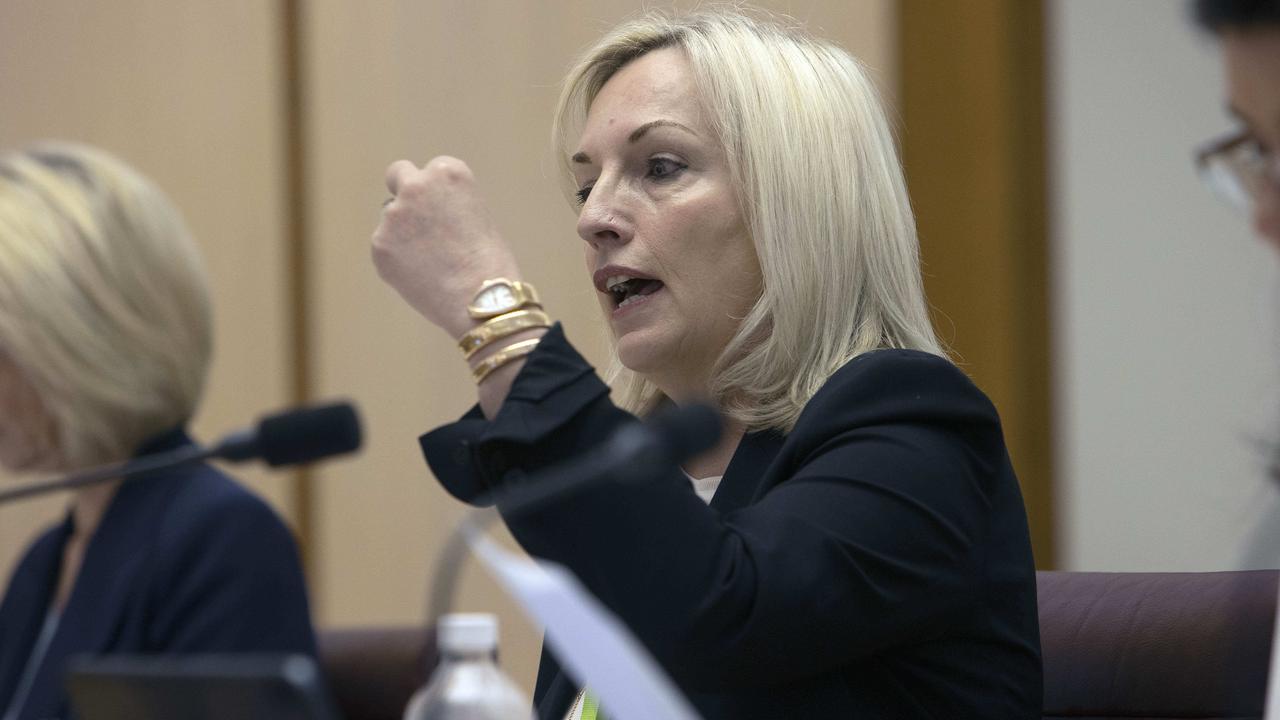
[0,429,315,720]
[421,325,1042,719]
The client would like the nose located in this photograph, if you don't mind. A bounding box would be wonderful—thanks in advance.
[576,179,633,249]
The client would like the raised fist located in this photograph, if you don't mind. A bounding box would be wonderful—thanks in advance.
[372,156,522,338]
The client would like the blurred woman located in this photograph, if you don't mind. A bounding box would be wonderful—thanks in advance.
[0,143,315,720]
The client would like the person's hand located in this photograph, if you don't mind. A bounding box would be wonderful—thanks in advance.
[372,156,521,338]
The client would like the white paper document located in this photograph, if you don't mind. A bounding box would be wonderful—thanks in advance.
[465,524,702,720]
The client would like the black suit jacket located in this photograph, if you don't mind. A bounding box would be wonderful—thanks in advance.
[0,429,316,720]
[422,325,1042,719]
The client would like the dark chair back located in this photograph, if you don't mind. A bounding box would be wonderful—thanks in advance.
[318,626,436,720]
[1038,570,1278,719]
[318,573,1280,720]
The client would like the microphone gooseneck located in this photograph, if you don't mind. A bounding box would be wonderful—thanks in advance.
[0,444,212,504]
[426,403,722,628]
[0,401,363,506]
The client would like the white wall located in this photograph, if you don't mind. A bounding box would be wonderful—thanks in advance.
[1051,0,1280,570]
[0,1,294,583]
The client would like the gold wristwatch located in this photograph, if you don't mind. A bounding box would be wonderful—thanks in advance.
[466,278,541,320]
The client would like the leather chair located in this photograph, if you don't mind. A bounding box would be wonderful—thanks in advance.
[1038,570,1278,719]
[318,626,436,720]
[318,571,1280,720]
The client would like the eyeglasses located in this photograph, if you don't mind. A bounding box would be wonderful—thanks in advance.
[1196,131,1280,212]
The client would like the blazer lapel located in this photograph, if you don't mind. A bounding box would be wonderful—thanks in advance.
[531,430,787,720]
[17,476,167,720]
[0,514,69,713]
[709,429,785,513]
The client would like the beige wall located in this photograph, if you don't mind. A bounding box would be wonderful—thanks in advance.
[0,1,295,578]
[305,0,896,693]
[0,0,895,699]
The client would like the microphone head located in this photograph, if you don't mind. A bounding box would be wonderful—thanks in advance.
[256,402,362,467]
[602,403,722,485]
[648,403,722,463]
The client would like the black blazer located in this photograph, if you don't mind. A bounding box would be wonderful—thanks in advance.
[422,325,1042,719]
[0,429,316,720]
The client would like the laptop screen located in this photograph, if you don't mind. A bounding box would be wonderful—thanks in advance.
[66,654,341,720]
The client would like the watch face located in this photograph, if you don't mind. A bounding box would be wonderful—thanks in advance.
[474,284,516,313]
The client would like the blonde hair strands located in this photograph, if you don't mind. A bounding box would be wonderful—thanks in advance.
[554,7,942,433]
[0,143,212,468]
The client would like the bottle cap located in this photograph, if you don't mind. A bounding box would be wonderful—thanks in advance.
[437,613,499,655]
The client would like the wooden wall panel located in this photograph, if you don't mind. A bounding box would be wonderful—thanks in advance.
[0,1,294,582]
[899,0,1055,567]
[0,0,900,701]
[305,0,897,693]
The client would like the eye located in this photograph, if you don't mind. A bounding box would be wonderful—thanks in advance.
[575,184,593,206]
[1233,135,1274,172]
[1250,136,1274,159]
[647,157,686,181]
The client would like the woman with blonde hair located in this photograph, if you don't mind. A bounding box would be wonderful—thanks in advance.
[374,8,1041,718]
[0,143,315,720]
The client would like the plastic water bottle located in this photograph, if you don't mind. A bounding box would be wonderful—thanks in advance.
[403,613,533,720]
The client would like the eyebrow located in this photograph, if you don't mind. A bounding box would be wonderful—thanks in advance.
[570,120,699,165]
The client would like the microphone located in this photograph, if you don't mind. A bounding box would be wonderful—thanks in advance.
[0,401,362,505]
[491,402,722,517]
[213,402,362,466]
[594,403,722,482]
[427,402,722,623]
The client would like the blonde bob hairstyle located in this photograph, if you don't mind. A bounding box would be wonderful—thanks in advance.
[553,8,943,433]
[0,143,212,469]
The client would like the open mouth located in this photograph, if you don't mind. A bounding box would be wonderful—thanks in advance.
[605,275,665,309]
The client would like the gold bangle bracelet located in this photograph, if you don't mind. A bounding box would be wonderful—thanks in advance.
[457,308,550,359]
[471,337,542,384]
